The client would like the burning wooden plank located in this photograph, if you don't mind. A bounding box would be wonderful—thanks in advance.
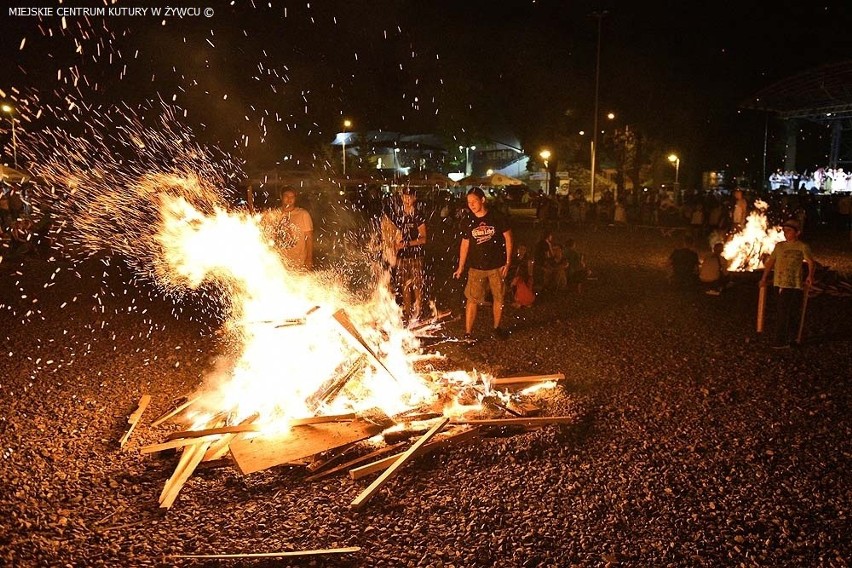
[119,394,151,448]
[349,426,480,480]
[450,416,575,427]
[351,417,450,510]
[164,423,261,441]
[150,395,199,428]
[305,355,367,412]
[141,434,222,455]
[489,373,565,387]
[332,309,400,384]
[229,411,394,475]
[169,546,361,560]
[305,442,406,481]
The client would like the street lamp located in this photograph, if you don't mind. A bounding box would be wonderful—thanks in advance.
[341,119,352,176]
[540,149,551,195]
[589,10,607,204]
[668,153,680,198]
[1,104,17,169]
[459,145,476,176]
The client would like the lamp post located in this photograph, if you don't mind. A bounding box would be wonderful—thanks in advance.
[668,153,680,199]
[341,119,352,176]
[459,145,476,177]
[1,104,17,169]
[589,10,607,203]
[539,149,551,195]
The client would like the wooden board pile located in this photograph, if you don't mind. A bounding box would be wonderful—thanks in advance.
[117,309,572,515]
[123,372,568,512]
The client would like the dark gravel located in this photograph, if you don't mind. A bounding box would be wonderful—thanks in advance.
[1,224,850,567]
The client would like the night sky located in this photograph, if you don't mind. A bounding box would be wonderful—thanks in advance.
[1,0,849,185]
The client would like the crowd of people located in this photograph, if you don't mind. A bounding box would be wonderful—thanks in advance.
[0,181,46,263]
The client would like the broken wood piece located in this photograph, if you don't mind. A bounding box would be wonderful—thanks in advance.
[489,373,565,387]
[332,309,400,384]
[164,423,260,442]
[507,401,541,417]
[305,355,367,412]
[289,412,357,426]
[305,442,406,481]
[151,395,200,428]
[119,394,151,448]
[349,426,480,480]
[160,441,211,509]
[351,417,450,510]
[450,416,575,427]
[383,427,429,445]
[306,442,358,472]
[169,546,360,559]
[202,435,234,462]
[141,434,221,455]
[229,413,393,475]
[408,309,453,332]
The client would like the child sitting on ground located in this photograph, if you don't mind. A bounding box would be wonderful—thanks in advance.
[511,256,535,308]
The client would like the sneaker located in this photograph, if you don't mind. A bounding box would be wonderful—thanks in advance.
[492,327,509,340]
[705,289,721,296]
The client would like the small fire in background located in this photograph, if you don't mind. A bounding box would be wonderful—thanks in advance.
[722,199,785,271]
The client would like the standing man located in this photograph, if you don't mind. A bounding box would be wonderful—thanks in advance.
[390,187,427,324]
[453,187,513,340]
[263,187,314,270]
[732,188,748,230]
[759,219,814,348]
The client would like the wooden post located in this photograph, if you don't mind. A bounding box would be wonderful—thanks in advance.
[796,283,810,344]
[756,284,767,333]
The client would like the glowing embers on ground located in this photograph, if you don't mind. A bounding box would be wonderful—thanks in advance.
[722,200,784,271]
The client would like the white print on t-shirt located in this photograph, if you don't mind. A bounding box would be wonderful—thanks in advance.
[471,223,495,244]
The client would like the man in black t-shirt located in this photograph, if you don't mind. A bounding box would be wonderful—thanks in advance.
[453,188,514,340]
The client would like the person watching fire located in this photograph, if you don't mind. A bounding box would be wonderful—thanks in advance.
[262,187,314,271]
[453,187,513,341]
[759,219,814,349]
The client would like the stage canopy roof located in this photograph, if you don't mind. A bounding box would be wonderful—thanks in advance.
[741,60,852,122]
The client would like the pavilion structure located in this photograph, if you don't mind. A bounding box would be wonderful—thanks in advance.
[742,60,852,172]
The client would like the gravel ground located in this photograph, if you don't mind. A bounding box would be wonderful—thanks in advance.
[1,223,850,567]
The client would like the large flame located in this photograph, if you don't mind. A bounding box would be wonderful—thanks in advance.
[155,191,438,430]
[722,200,785,271]
[23,106,512,437]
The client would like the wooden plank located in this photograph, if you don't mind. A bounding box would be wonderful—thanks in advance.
[489,373,565,386]
[169,546,361,559]
[119,394,151,448]
[351,417,450,510]
[305,356,367,412]
[450,416,575,427]
[164,424,260,442]
[333,309,400,384]
[290,413,357,426]
[151,395,199,428]
[507,401,541,417]
[349,426,480,480]
[229,416,392,476]
[305,442,406,481]
[160,441,211,509]
[141,434,221,455]
[159,442,199,504]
